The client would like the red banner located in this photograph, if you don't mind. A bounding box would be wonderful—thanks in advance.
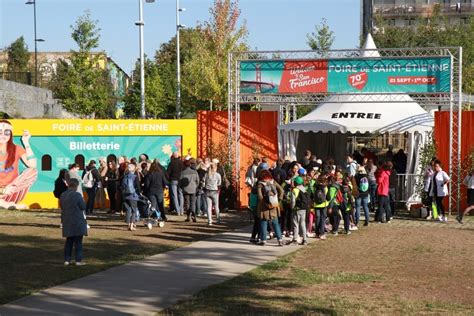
[279,61,328,93]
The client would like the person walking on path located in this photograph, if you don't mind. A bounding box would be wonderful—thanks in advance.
[204,162,222,226]
[289,176,310,245]
[144,162,168,221]
[256,170,284,246]
[457,168,474,224]
[122,163,141,231]
[60,178,88,266]
[180,159,200,222]
[167,152,184,215]
[429,160,450,222]
[82,160,101,215]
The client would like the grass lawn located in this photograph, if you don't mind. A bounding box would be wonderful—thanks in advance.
[0,208,248,305]
[163,216,474,315]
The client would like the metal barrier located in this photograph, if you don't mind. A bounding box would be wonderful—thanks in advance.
[395,174,423,203]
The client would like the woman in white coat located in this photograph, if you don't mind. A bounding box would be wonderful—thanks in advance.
[429,160,450,222]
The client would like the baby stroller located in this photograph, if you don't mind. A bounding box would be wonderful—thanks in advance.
[137,195,165,229]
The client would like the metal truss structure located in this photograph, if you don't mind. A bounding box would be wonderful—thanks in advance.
[228,47,463,213]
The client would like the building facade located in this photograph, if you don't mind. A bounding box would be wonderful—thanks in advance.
[362,0,474,37]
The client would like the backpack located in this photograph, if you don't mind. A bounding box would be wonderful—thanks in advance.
[262,183,279,208]
[314,184,327,204]
[82,170,95,189]
[358,176,369,193]
[121,174,136,196]
[294,188,311,211]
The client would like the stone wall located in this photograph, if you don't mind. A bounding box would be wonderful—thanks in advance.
[0,79,67,118]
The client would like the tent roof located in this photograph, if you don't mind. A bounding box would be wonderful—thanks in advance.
[279,94,434,134]
[279,34,434,134]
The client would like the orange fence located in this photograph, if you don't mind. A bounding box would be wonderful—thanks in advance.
[434,111,474,211]
[197,111,279,208]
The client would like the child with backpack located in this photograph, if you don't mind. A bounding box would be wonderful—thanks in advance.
[313,174,330,240]
[306,171,318,237]
[341,176,356,233]
[290,176,310,245]
[327,175,343,235]
[280,173,294,238]
[355,166,371,226]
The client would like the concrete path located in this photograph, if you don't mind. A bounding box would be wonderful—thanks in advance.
[0,225,306,316]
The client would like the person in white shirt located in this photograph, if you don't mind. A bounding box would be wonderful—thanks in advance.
[457,169,474,224]
[429,160,450,222]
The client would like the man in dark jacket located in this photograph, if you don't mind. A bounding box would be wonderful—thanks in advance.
[167,152,184,215]
[272,159,287,185]
[60,178,87,266]
[82,160,101,215]
[180,159,200,222]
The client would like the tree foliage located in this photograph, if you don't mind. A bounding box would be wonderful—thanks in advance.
[182,0,248,110]
[123,56,164,118]
[306,18,335,52]
[50,11,115,117]
[6,36,30,84]
[373,14,474,94]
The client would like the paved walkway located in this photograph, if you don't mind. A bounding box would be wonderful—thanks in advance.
[0,225,305,316]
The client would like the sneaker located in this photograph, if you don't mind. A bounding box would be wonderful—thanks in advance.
[345,230,351,235]
[307,232,316,238]
[390,217,394,221]
[426,215,432,220]
[278,240,284,247]
[208,222,213,226]
[287,239,298,245]
[363,222,369,226]
[184,218,190,222]
[258,241,266,246]
[64,261,70,266]
[320,235,327,240]
[444,217,448,222]
[249,238,257,243]
[456,216,463,224]
[331,231,338,236]
[300,240,308,246]
[387,221,391,224]
[75,262,86,266]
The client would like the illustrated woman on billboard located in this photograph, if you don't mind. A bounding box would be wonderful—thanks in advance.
[0,119,38,209]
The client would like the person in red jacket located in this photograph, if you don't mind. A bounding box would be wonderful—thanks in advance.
[376,163,392,223]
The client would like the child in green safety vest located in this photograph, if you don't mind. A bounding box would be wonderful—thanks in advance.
[289,176,311,245]
[327,175,343,235]
[312,174,330,240]
[306,169,319,237]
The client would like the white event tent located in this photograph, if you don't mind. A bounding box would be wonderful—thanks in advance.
[278,34,434,175]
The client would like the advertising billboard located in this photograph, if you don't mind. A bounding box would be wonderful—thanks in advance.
[240,57,451,94]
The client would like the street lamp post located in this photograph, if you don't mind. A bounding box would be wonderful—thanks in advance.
[135,0,155,119]
[176,0,186,119]
[26,0,44,87]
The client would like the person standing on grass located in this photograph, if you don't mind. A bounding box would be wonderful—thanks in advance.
[313,174,330,240]
[429,160,450,222]
[66,163,83,196]
[167,152,185,216]
[122,163,141,231]
[96,158,108,210]
[365,159,378,213]
[180,159,200,223]
[60,178,87,266]
[54,169,68,201]
[105,161,119,214]
[355,166,370,226]
[376,163,392,223]
[457,169,474,224]
[204,162,222,226]
[256,170,284,246]
[387,161,397,218]
[144,162,169,221]
[82,160,101,215]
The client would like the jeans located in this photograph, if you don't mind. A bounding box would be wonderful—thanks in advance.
[280,203,292,234]
[64,235,83,263]
[260,218,282,241]
[123,199,139,224]
[292,209,307,241]
[170,180,184,215]
[148,193,166,220]
[356,196,370,225]
[196,191,207,216]
[389,188,396,216]
[369,181,377,210]
[184,193,197,219]
[315,207,327,236]
[338,205,351,232]
[85,187,98,214]
[251,211,260,240]
[107,186,118,212]
[206,190,220,224]
[377,195,392,222]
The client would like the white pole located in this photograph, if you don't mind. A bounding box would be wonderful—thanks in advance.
[139,0,146,119]
[176,0,181,119]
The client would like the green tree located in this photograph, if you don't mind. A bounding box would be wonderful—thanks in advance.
[123,56,164,118]
[306,18,335,52]
[6,36,30,84]
[182,0,248,110]
[373,15,474,94]
[154,28,208,118]
[50,11,115,117]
